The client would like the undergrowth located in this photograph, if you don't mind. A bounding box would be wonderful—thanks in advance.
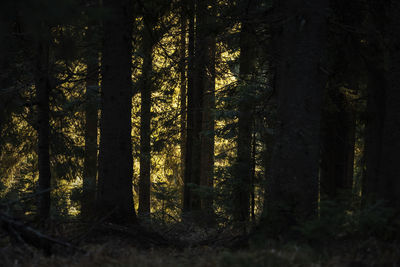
[1,229,399,267]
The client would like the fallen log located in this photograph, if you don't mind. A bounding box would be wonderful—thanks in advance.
[0,212,85,255]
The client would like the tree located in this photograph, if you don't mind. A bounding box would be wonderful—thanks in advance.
[82,6,100,219]
[232,0,259,225]
[264,0,329,234]
[319,0,366,203]
[0,13,14,157]
[200,0,216,221]
[183,0,201,214]
[97,0,137,223]
[179,0,187,190]
[320,88,355,200]
[362,0,386,203]
[137,0,171,217]
[183,0,216,220]
[138,14,155,217]
[34,24,51,220]
[376,0,400,209]
[363,0,400,211]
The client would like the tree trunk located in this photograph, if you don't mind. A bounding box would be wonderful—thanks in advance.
[233,0,258,225]
[183,0,201,214]
[260,116,276,222]
[378,0,400,209]
[82,24,99,220]
[320,88,355,200]
[363,64,385,202]
[250,130,256,223]
[34,29,51,220]
[200,0,216,222]
[97,0,136,223]
[191,0,208,213]
[180,3,187,186]
[138,19,153,217]
[362,0,386,203]
[0,20,14,155]
[265,0,328,234]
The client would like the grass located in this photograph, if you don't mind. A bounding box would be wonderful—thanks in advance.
[1,213,399,267]
[1,235,399,267]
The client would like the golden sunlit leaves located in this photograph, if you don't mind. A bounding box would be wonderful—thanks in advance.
[1,4,241,218]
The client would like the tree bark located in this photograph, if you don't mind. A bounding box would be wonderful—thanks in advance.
[250,130,257,223]
[183,0,215,218]
[138,18,153,217]
[199,0,216,222]
[97,0,136,223]
[183,0,200,214]
[34,28,51,220]
[378,0,400,209]
[320,88,355,200]
[180,2,187,186]
[233,0,259,225]
[0,19,14,156]
[82,23,99,220]
[191,0,207,213]
[362,0,386,203]
[265,0,329,234]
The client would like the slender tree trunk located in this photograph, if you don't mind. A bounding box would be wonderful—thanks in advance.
[265,0,329,234]
[363,64,385,201]
[250,130,256,223]
[183,0,198,213]
[233,0,258,225]
[183,0,212,217]
[259,8,278,226]
[190,0,207,213]
[97,0,136,223]
[320,88,355,200]
[180,3,187,186]
[260,116,276,222]
[0,21,13,154]
[362,0,386,203]
[200,0,216,221]
[378,0,400,209]
[363,0,400,211]
[82,24,99,219]
[138,19,153,217]
[35,29,51,220]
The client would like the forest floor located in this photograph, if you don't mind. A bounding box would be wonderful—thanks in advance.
[1,238,400,267]
[1,220,399,267]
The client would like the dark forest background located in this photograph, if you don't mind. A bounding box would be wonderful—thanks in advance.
[0,0,399,266]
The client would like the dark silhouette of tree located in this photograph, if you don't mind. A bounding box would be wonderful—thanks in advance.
[183,0,202,215]
[265,0,329,234]
[0,14,15,169]
[318,0,364,203]
[138,15,155,217]
[179,0,187,188]
[200,0,216,222]
[320,89,355,200]
[363,0,387,204]
[97,0,137,223]
[183,0,216,221]
[82,7,100,219]
[34,25,51,220]
[233,0,260,225]
[377,0,400,209]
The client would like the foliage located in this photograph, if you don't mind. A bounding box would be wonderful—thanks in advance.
[2,237,400,267]
[151,182,181,224]
[0,0,399,265]
[297,199,399,244]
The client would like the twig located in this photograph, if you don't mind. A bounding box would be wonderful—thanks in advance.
[0,212,85,254]
[71,207,117,244]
